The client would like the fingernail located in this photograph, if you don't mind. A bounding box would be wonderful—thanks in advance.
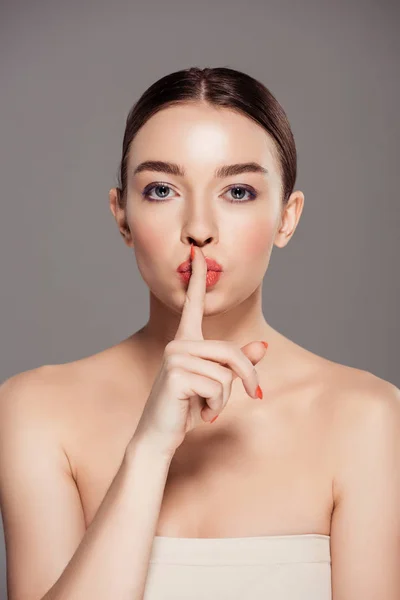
[261,341,268,349]
[190,245,195,260]
[210,415,219,423]
[256,385,263,399]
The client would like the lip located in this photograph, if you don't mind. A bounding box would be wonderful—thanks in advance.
[177,255,223,273]
[179,269,222,287]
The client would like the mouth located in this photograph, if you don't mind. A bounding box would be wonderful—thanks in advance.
[177,255,223,273]
[179,268,222,288]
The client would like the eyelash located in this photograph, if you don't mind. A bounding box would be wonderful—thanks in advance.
[141,182,258,203]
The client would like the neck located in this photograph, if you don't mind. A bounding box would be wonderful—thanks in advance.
[135,284,280,358]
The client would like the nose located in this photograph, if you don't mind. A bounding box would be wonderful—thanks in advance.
[180,194,218,249]
[186,236,213,249]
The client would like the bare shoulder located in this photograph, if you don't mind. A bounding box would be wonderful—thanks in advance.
[320,360,400,423]
[0,358,95,426]
[0,336,140,415]
[314,360,400,492]
[276,336,399,417]
[0,338,142,473]
[287,334,399,411]
[283,339,400,447]
[0,364,71,431]
[0,364,80,477]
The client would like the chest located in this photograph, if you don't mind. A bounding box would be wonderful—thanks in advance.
[71,388,334,538]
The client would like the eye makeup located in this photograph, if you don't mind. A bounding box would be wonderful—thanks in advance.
[141,182,259,203]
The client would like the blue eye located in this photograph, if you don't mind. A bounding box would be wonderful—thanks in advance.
[141,183,258,203]
[142,183,173,202]
[227,185,257,202]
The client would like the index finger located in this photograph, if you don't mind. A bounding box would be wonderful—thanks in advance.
[174,245,207,341]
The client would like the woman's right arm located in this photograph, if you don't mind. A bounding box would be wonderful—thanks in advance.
[1,247,267,600]
[0,371,174,600]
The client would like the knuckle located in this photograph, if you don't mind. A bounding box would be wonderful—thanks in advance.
[164,340,177,356]
[165,354,178,369]
[165,354,182,371]
[210,378,221,393]
[212,379,223,399]
[209,390,222,411]
[217,379,225,405]
[222,369,233,386]
[166,365,183,382]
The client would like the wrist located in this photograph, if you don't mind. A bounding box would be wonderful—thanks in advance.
[125,431,175,467]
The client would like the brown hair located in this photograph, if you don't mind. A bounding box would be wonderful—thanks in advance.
[116,66,297,208]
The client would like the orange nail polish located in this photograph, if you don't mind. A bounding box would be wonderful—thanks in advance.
[190,245,195,260]
[210,415,219,423]
[261,341,268,349]
[256,385,263,399]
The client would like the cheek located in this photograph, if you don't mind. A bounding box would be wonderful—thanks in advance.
[129,217,177,284]
[234,218,276,260]
[131,223,159,251]
[130,215,168,257]
[129,222,163,279]
[244,232,270,258]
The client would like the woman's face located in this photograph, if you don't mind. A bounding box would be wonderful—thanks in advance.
[111,102,303,316]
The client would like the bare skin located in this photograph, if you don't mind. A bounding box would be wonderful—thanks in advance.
[32,328,350,538]
[84,100,332,537]
[2,101,400,599]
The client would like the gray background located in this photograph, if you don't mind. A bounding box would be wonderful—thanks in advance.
[0,0,398,596]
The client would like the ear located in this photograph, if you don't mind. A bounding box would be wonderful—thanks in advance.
[108,187,134,248]
[274,190,304,248]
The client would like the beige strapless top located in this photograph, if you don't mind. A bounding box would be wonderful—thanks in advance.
[144,533,331,599]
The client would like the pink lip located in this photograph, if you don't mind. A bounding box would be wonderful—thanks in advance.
[179,269,222,287]
[177,255,223,273]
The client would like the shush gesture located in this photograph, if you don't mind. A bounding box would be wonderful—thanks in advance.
[133,245,268,459]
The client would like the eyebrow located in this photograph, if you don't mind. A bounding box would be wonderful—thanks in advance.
[132,160,268,178]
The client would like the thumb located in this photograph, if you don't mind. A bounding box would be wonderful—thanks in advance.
[232,340,268,381]
[242,339,268,362]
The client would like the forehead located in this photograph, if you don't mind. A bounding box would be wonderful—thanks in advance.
[128,103,280,175]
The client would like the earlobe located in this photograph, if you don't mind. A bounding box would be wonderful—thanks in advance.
[273,212,291,247]
[118,218,134,247]
[274,223,290,248]
[121,223,134,247]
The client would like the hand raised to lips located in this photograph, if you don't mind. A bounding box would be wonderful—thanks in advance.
[177,254,223,272]
[132,243,268,458]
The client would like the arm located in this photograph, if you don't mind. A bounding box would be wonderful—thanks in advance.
[330,375,400,599]
[0,370,173,600]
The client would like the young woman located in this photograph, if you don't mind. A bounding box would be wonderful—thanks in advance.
[1,67,399,600]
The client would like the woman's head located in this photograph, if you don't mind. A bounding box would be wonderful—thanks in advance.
[109,67,304,321]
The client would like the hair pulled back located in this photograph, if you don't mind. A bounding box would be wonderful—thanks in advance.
[117,67,297,208]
